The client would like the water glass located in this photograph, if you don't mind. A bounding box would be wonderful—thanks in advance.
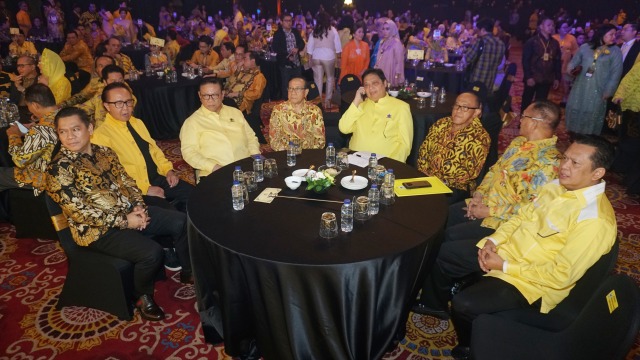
[243,171,258,192]
[319,212,339,239]
[291,138,302,155]
[253,156,264,182]
[354,196,370,221]
[374,165,386,185]
[379,183,396,205]
[264,158,278,178]
[439,88,446,103]
[337,152,349,170]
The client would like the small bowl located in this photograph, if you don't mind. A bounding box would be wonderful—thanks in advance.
[388,90,399,97]
[285,176,303,190]
[417,91,432,98]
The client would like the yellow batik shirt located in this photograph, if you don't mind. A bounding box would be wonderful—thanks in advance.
[9,41,37,56]
[417,116,490,191]
[268,101,325,151]
[477,180,616,313]
[476,135,560,229]
[8,110,59,195]
[115,53,136,73]
[46,144,146,246]
[190,49,220,69]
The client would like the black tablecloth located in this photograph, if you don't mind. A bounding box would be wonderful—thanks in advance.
[404,62,466,94]
[121,45,149,70]
[129,74,200,139]
[188,149,447,359]
[257,57,279,101]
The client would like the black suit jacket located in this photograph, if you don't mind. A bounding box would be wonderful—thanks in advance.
[272,28,305,68]
[622,39,640,77]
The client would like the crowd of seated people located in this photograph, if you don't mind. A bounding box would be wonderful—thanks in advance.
[0,4,635,359]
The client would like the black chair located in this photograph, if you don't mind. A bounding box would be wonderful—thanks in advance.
[470,242,634,360]
[471,274,640,360]
[9,189,57,239]
[64,61,91,96]
[44,194,135,320]
[338,74,361,115]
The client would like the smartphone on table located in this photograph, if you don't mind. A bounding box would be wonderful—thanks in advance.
[403,180,432,189]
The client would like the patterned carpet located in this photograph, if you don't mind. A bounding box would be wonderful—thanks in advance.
[1,40,639,359]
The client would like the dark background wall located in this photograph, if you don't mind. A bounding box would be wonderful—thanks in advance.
[7,0,640,28]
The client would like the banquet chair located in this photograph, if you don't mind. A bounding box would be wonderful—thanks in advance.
[44,194,135,320]
[469,241,627,360]
[471,274,640,360]
[64,61,91,96]
[338,74,361,115]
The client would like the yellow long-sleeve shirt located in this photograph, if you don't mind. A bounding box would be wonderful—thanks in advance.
[9,41,37,56]
[338,95,413,162]
[180,105,260,178]
[59,40,93,73]
[91,113,173,194]
[477,180,617,313]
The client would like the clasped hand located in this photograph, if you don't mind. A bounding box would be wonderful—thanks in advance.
[127,206,150,231]
[477,241,504,273]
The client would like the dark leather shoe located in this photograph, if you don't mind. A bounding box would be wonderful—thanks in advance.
[411,303,450,319]
[135,294,165,321]
[451,345,471,360]
[180,271,194,284]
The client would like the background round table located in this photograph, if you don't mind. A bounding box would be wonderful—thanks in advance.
[404,61,466,94]
[188,149,447,360]
[129,73,201,139]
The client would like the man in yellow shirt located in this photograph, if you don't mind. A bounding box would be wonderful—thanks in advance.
[413,135,617,359]
[186,36,219,73]
[210,42,236,78]
[91,83,193,212]
[59,55,115,108]
[16,2,31,36]
[338,68,413,162]
[9,30,37,57]
[180,77,260,181]
[104,36,137,73]
[446,100,562,243]
[59,30,93,73]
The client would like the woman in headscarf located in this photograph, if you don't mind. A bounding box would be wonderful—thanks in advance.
[38,48,71,105]
[565,24,622,135]
[374,19,405,87]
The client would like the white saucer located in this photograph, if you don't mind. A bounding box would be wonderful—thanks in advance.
[292,169,316,178]
[340,175,368,190]
[417,92,432,98]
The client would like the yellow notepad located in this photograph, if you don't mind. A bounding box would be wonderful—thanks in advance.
[394,177,452,197]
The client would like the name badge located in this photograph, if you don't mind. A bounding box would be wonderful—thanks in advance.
[543,53,549,61]
[355,48,361,55]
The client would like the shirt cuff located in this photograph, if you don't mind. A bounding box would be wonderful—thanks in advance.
[502,259,508,273]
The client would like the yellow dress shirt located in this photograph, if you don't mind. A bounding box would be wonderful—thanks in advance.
[165,40,181,65]
[91,114,173,194]
[477,180,617,313]
[338,95,413,162]
[211,55,235,78]
[190,49,220,69]
[60,40,94,73]
[9,41,37,56]
[180,105,260,178]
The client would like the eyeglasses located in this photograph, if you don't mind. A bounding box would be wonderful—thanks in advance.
[452,104,480,112]
[521,114,546,122]
[105,99,135,108]
[288,87,306,93]
[200,93,221,100]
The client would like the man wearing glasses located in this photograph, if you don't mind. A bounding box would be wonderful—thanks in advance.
[91,83,193,213]
[180,77,260,181]
[9,55,38,106]
[441,100,561,245]
[416,90,490,204]
[268,77,325,151]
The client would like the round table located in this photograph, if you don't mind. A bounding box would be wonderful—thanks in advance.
[188,149,447,360]
[404,61,466,94]
[129,73,201,139]
[121,44,149,70]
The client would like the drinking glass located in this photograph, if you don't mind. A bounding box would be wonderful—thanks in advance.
[291,137,302,155]
[243,171,258,192]
[354,196,370,221]
[264,158,278,178]
[379,183,396,205]
[337,152,349,170]
[319,212,339,239]
[374,165,386,185]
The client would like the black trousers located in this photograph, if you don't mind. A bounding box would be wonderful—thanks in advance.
[418,238,533,347]
[446,201,496,242]
[143,205,191,273]
[521,81,552,112]
[150,175,194,213]
[88,228,163,298]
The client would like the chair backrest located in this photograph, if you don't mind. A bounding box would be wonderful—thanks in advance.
[339,74,361,94]
[43,194,78,255]
[307,82,320,102]
[490,62,517,113]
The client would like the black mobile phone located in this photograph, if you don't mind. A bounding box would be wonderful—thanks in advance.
[403,180,431,189]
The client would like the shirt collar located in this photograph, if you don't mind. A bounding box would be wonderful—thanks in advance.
[624,39,636,47]
[105,113,132,128]
[551,179,606,206]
